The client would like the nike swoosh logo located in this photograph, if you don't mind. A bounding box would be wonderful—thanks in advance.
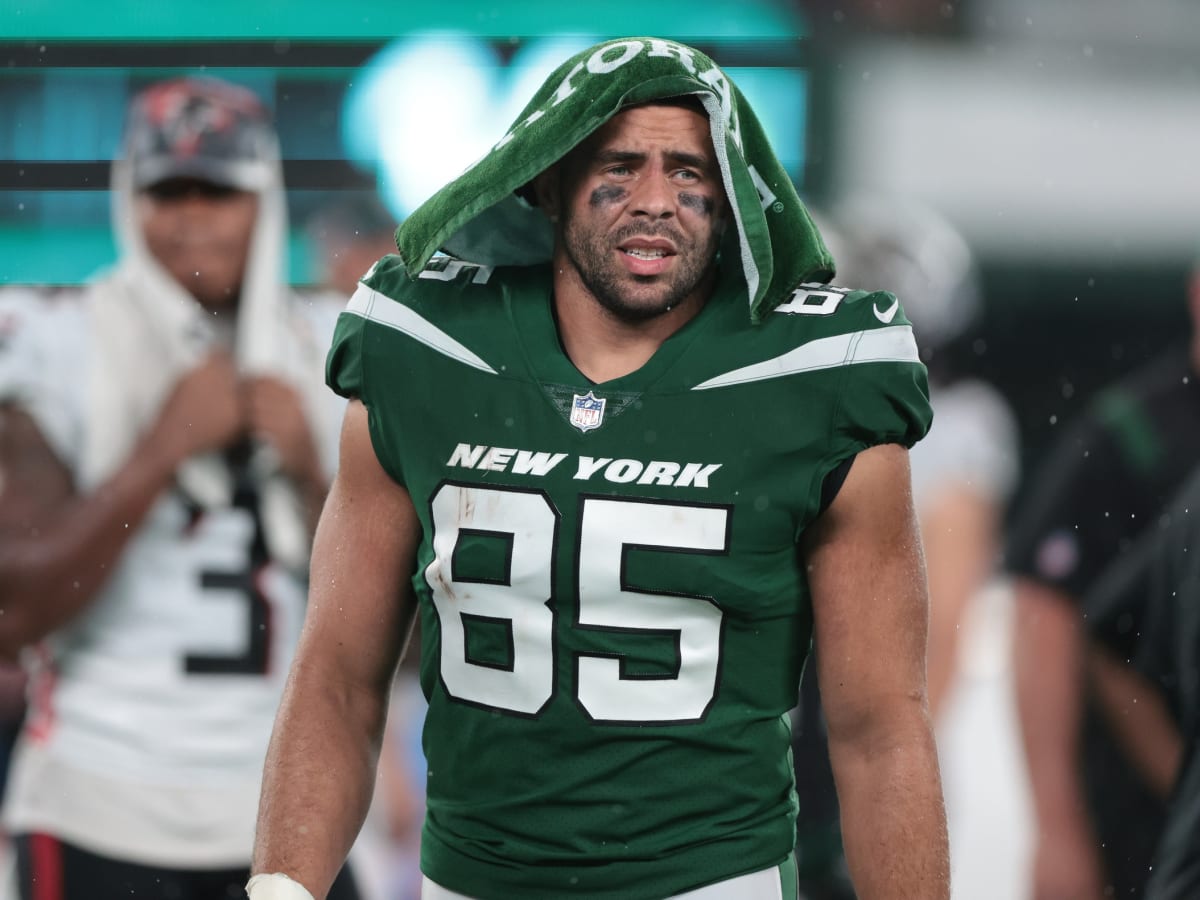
[873,296,900,324]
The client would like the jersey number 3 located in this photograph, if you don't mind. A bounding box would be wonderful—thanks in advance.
[427,483,730,725]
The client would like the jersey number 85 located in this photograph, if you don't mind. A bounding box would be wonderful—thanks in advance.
[426,483,730,725]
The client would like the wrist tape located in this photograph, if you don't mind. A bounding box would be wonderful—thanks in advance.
[245,873,316,900]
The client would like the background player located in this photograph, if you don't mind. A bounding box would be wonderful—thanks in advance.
[0,77,354,899]
[1007,258,1200,898]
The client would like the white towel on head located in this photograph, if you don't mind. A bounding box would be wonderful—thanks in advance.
[79,155,327,573]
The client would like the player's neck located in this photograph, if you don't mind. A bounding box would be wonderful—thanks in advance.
[552,272,709,384]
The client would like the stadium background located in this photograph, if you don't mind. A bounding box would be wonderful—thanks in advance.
[1,0,1198,494]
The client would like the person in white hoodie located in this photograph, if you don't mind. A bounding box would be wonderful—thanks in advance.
[0,77,354,900]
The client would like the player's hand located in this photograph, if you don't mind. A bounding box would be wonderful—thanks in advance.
[242,375,323,488]
[150,352,244,465]
[1030,824,1107,900]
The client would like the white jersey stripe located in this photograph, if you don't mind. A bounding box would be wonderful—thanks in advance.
[345,284,499,375]
[691,324,920,391]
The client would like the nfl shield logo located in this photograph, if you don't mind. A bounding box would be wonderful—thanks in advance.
[570,391,607,433]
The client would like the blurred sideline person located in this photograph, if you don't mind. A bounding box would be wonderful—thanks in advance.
[304,193,399,301]
[250,37,949,900]
[1007,262,1200,899]
[1085,465,1200,900]
[0,77,354,899]
[790,198,1024,900]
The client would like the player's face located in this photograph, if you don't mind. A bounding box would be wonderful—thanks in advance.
[549,103,729,323]
[137,178,258,311]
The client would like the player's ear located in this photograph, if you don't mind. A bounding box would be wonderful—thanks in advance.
[531,166,562,224]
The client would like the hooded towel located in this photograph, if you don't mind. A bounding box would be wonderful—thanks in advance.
[395,36,834,323]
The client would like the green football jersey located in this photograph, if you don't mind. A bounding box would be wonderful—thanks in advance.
[327,255,931,900]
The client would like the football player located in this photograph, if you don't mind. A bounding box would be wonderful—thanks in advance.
[251,38,948,900]
[0,78,353,899]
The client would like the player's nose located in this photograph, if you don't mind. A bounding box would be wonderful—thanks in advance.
[628,173,674,219]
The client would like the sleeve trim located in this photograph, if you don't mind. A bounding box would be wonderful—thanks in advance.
[690,324,920,391]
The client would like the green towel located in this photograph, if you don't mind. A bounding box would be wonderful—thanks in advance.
[394,36,833,323]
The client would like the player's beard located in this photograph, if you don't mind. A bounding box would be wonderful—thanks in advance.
[562,219,724,323]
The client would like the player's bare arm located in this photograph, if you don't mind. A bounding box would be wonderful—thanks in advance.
[0,354,241,654]
[1013,579,1106,900]
[253,399,418,899]
[803,442,950,900]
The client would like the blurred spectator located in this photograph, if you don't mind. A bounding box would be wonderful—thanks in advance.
[1006,262,1200,898]
[304,193,398,300]
[1085,464,1200,900]
[0,77,352,899]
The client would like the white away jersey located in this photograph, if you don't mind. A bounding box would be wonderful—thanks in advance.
[0,287,341,866]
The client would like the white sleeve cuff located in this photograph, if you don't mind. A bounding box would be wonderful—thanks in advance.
[245,873,317,900]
